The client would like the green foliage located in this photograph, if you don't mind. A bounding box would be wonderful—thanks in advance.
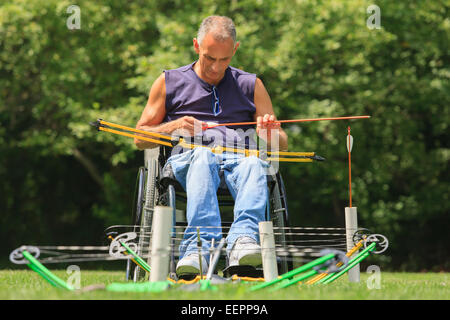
[1,0,448,270]
[0,270,448,300]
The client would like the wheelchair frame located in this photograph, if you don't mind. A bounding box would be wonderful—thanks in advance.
[127,146,292,282]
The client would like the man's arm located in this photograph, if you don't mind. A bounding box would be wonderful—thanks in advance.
[253,77,289,151]
[135,73,203,150]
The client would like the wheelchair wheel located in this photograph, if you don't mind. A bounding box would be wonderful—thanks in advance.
[125,166,145,281]
[132,158,159,281]
[269,172,292,274]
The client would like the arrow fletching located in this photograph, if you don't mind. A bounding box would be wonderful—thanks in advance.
[347,134,353,153]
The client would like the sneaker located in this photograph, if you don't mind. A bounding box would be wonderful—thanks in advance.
[228,237,262,267]
[176,253,209,277]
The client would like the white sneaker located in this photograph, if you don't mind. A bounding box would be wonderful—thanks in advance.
[228,237,262,267]
[176,253,209,277]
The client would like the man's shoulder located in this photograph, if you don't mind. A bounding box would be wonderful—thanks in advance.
[229,65,256,77]
[165,62,194,73]
[228,66,256,92]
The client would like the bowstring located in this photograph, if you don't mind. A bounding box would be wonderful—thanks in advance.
[16,224,361,264]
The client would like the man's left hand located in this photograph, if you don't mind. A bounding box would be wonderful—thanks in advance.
[256,114,281,143]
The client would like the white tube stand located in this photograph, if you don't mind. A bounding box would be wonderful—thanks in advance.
[259,221,278,281]
[345,206,360,282]
[150,206,173,282]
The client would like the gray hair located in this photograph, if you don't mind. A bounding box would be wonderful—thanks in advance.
[197,16,236,45]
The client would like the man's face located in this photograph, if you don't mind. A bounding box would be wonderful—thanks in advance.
[193,32,239,84]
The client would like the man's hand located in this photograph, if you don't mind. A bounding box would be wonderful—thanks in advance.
[256,114,282,143]
[256,114,280,130]
[172,116,205,137]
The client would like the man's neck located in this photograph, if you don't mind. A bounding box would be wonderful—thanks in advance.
[193,62,224,86]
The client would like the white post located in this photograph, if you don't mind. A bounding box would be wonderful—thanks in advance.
[345,206,360,282]
[150,206,173,282]
[259,221,278,281]
[144,147,160,163]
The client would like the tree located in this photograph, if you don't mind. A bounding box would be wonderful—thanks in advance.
[1,0,448,270]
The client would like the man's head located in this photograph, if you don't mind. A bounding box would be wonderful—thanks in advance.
[193,16,240,85]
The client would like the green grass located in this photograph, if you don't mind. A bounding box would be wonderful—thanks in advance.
[0,270,448,300]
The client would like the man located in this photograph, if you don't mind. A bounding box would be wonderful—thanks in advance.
[135,16,288,277]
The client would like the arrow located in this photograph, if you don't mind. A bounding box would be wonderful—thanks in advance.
[202,115,371,130]
[347,126,353,208]
[92,119,326,163]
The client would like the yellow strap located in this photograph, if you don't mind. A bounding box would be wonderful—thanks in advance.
[267,151,315,157]
[99,127,173,147]
[177,140,247,155]
[231,274,265,282]
[265,157,313,162]
[177,141,316,161]
[172,275,202,284]
[99,120,172,141]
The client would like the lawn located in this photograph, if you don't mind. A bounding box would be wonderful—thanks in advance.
[0,270,448,300]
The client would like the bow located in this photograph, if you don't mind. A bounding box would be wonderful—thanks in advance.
[91,119,326,163]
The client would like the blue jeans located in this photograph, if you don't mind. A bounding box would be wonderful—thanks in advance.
[165,147,270,260]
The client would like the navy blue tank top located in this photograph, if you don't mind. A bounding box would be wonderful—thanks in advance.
[164,61,257,148]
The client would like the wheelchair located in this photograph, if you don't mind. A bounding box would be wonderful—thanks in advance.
[127,145,292,282]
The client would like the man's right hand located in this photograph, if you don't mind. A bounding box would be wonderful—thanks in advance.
[172,116,205,137]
